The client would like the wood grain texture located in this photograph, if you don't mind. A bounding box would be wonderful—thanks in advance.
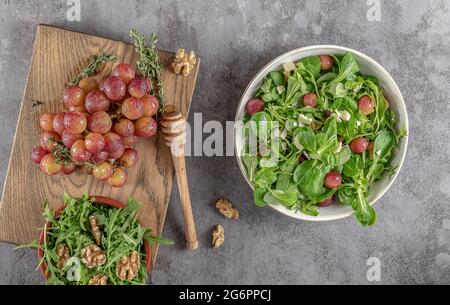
[0,25,200,269]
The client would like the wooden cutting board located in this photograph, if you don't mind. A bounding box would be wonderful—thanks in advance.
[0,25,200,269]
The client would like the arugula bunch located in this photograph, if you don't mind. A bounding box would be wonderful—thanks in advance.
[22,195,172,285]
[242,53,405,226]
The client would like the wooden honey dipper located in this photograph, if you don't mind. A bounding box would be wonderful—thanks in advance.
[161,108,199,250]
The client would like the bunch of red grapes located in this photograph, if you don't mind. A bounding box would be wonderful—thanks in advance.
[31,63,159,187]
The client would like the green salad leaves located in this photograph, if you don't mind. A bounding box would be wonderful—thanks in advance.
[241,53,405,226]
[19,195,172,285]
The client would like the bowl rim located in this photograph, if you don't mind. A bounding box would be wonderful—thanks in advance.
[234,44,409,222]
[37,195,152,280]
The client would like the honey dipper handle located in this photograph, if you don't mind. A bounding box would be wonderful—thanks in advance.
[161,110,198,250]
[172,151,199,250]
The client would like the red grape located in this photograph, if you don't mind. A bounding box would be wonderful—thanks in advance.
[358,96,375,115]
[39,154,62,176]
[320,196,335,207]
[39,113,55,131]
[107,168,128,187]
[303,93,318,107]
[320,55,333,70]
[324,171,342,189]
[85,132,105,154]
[119,148,139,167]
[53,112,66,135]
[93,162,113,181]
[134,116,157,138]
[128,77,150,98]
[31,146,48,164]
[63,85,86,107]
[114,118,135,137]
[40,131,60,152]
[103,132,123,153]
[122,134,139,147]
[68,104,88,113]
[92,151,109,164]
[79,76,98,93]
[111,63,136,84]
[351,138,369,154]
[108,145,125,160]
[85,90,110,113]
[121,97,144,120]
[70,139,92,162]
[246,98,265,116]
[102,76,126,101]
[87,111,112,134]
[141,95,159,117]
[64,111,87,134]
[61,164,77,175]
[62,130,83,149]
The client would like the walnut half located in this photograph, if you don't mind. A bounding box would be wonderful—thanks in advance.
[89,274,108,285]
[172,49,196,76]
[56,243,70,269]
[116,251,140,281]
[81,244,106,268]
[215,198,239,220]
[212,224,224,248]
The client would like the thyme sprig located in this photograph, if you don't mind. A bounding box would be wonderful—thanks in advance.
[129,29,165,113]
[68,54,117,86]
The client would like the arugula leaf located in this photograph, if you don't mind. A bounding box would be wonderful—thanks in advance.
[295,127,317,152]
[293,160,326,198]
[373,130,395,162]
[270,71,285,86]
[242,155,258,182]
[268,189,298,207]
[298,56,321,77]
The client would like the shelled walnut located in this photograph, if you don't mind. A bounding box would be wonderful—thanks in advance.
[56,243,70,269]
[89,215,102,245]
[212,224,224,248]
[215,198,239,220]
[172,49,196,76]
[116,251,140,281]
[81,244,106,268]
[89,274,108,285]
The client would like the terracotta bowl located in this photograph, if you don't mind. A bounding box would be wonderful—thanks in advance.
[37,196,151,280]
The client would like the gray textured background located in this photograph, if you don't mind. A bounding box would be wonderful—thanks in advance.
[1,0,450,285]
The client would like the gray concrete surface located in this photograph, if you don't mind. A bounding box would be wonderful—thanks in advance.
[1,0,450,285]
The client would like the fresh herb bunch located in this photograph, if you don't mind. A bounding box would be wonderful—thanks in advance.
[21,194,172,285]
[242,53,406,226]
[129,28,165,112]
[68,54,117,85]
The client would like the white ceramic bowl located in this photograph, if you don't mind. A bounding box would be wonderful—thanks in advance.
[234,45,409,222]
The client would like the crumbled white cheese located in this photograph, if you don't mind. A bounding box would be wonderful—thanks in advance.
[334,142,343,153]
[376,150,381,156]
[298,114,313,125]
[331,113,342,123]
[340,110,351,121]
[277,86,286,94]
[356,120,362,127]
[283,62,296,72]
[280,128,287,140]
